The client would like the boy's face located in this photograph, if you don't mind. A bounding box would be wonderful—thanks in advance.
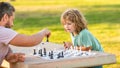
[63,20,76,33]
[5,12,15,28]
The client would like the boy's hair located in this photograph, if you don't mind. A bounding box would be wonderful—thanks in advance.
[0,2,15,21]
[61,9,87,34]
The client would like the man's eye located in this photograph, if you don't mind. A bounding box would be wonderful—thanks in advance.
[68,23,71,25]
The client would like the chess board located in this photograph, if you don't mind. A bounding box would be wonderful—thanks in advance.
[33,47,96,60]
[10,42,116,68]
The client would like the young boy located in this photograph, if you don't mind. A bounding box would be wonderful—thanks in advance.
[61,8,103,68]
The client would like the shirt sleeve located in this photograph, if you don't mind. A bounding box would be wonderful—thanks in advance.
[0,28,18,45]
[78,31,92,47]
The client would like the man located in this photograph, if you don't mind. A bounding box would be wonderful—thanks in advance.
[0,2,51,66]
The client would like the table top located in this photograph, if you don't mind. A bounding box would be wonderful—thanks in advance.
[10,42,116,68]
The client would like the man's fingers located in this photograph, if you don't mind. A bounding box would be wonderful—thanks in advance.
[18,53,25,62]
[18,56,25,62]
[13,53,25,62]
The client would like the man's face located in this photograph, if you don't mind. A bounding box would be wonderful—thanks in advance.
[5,13,15,28]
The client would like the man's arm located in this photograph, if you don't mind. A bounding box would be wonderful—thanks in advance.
[9,29,51,47]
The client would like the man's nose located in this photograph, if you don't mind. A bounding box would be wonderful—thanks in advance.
[11,23,14,27]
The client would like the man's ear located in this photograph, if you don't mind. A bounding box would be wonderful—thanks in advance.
[2,13,9,22]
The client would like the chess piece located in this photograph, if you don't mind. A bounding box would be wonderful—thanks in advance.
[49,52,51,56]
[39,49,43,57]
[46,35,49,42]
[57,53,60,59]
[61,51,64,58]
[50,51,53,59]
[43,48,46,56]
[51,51,53,55]
[33,49,37,55]
[38,49,41,54]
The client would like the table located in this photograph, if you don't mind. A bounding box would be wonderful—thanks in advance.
[10,42,116,68]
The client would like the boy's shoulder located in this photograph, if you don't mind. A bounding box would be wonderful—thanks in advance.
[79,29,90,35]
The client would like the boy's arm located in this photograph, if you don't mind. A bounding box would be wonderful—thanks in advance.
[78,46,92,51]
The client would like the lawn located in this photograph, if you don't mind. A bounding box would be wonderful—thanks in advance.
[1,0,120,68]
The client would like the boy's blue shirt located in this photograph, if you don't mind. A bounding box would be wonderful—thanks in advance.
[71,29,103,52]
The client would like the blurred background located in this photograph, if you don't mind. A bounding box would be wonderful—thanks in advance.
[1,0,120,68]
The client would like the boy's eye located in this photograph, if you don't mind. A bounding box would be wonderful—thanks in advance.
[66,22,71,24]
[67,22,73,25]
[67,23,71,25]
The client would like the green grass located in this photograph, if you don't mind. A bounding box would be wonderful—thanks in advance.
[3,0,120,68]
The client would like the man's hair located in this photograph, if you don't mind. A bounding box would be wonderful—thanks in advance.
[0,2,15,21]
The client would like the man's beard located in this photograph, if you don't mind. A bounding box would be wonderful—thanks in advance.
[5,22,12,28]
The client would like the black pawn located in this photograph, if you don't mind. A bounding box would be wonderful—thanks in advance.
[57,53,60,59]
[33,49,37,55]
[50,51,54,59]
[38,49,41,54]
[49,52,51,56]
[40,49,43,57]
[61,51,64,58]
[44,48,46,56]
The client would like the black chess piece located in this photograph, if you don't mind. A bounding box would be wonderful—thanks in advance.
[51,51,53,55]
[79,52,83,56]
[46,35,49,42]
[38,49,41,54]
[50,54,53,59]
[85,52,89,56]
[43,48,46,56]
[50,51,54,59]
[39,49,43,57]
[33,49,37,55]
[49,52,51,56]
[57,53,60,59]
[61,51,64,58]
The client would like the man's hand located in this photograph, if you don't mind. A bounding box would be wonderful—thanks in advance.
[6,53,25,63]
[41,28,51,37]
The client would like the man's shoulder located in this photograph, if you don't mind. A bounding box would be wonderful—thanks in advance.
[0,27,17,36]
[0,27,14,32]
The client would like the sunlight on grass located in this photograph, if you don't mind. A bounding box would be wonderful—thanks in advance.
[1,0,120,68]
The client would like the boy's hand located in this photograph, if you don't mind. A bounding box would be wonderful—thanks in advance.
[6,53,25,63]
[63,42,73,49]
